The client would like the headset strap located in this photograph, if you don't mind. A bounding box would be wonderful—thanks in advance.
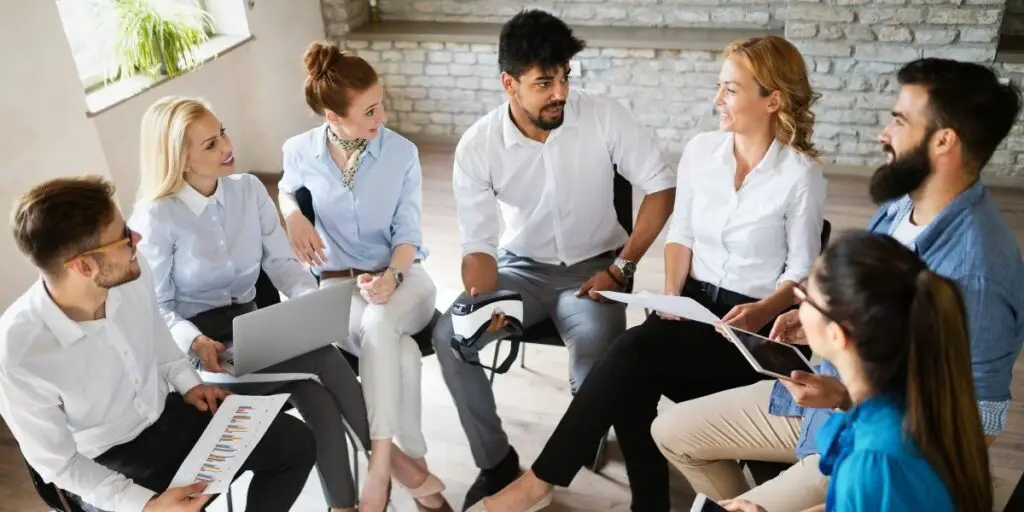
[450,336,521,374]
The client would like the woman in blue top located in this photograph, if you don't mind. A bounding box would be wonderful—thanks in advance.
[278,41,448,512]
[724,230,991,512]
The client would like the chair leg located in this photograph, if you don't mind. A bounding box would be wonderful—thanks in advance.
[584,431,609,472]
[520,344,527,369]
[226,486,234,512]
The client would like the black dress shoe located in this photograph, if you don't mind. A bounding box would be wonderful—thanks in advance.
[462,447,521,511]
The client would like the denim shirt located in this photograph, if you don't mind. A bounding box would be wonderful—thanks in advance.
[279,124,428,273]
[770,180,1024,458]
[818,394,954,511]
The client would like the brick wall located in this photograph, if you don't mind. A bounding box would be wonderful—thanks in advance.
[378,0,785,29]
[327,0,1024,179]
[1004,0,1024,34]
[321,0,369,36]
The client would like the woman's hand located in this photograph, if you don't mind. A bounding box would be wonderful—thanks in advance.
[769,309,807,345]
[191,336,227,373]
[284,212,326,266]
[357,272,397,305]
[722,301,774,333]
[720,499,767,512]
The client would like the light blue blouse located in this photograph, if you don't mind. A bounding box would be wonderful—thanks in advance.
[818,393,954,511]
[279,124,427,273]
[130,174,317,352]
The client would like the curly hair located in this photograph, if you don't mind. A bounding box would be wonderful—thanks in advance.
[498,9,586,78]
[725,36,821,159]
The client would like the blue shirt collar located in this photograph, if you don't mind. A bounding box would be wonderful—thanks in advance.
[872,179,987,253]
[313,123,382,160]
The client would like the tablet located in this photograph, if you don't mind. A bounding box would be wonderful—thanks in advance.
[718,324,815,380]
[690,494,729,512]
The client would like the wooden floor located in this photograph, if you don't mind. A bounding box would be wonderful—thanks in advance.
[3,143,1024,511]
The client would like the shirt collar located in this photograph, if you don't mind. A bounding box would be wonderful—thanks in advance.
[32,278,123,348]
[713,132,784,174]
[177,179,225,217]
[501,91,578,148]
[876,179,987,253]
[313,123,382,160]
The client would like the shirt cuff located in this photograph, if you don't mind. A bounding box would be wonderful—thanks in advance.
[170,321,203,354]
[460,243,498,261]
[119,482,158,512]
[168,366,203,396]
[639,174,677,195]
[664,236,693,248]
[979,400,1009,436]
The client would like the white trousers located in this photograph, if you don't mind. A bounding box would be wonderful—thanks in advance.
[321,264,437,458]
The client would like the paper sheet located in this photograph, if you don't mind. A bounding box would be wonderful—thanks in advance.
[170,394,290,494]
[599,290,722,325]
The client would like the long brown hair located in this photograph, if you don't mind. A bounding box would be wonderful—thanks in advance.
[724,35,821,159]
[815,231,991,511]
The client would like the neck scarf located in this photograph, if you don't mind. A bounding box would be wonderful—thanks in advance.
[327,127,368,190]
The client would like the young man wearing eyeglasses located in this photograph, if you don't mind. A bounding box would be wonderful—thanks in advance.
[650,58,1024,512]
[0,176,317,512]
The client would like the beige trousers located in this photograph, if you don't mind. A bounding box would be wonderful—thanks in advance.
[651,380,828,511]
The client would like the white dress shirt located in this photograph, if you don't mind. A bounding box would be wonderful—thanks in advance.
[666,131,827,299]
[0,258,202,512]
[130,174,317,352]
[453,88,676,266]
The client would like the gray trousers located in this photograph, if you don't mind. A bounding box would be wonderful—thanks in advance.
[431,250,627,469]
[190,304,371,509]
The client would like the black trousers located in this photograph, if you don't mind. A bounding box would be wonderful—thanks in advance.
[532,280,792,511]
[90,393,316,512]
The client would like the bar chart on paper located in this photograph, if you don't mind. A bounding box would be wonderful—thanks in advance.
[170,394,290,495]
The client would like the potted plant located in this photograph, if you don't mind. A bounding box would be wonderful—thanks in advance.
[105,0,213,81]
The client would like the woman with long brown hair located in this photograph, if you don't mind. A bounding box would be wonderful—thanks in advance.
[723,230,991,511]
[465,35,827,512]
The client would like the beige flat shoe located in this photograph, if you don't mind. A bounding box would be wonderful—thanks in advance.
[464,493,553,512]
[408,473,453,512]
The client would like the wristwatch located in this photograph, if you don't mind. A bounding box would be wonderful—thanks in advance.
[613,257,637,282]
[386,266,404,287]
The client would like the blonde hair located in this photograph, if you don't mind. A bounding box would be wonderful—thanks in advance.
[136,96,215,205]
[724,36,821,159]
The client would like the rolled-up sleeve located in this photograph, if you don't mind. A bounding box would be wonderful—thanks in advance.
[130,206,202,353]
[391,144,424,249]
[0,368,156,512]
[664,140,696,248]
[777,166,827,287]
[602,96,675,194]
[453,138,500,260]
[253,176,318,298]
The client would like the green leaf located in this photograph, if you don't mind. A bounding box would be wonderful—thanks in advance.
[104,0,213,83]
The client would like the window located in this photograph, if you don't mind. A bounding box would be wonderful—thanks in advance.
[56,0,213,90]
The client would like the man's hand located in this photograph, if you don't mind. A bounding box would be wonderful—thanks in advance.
[191,336,227,373]
[768,310,807,344]
[467,286,509,332]
[183,384,231,414]
[779,371,850,410]
[144,482,212,511]
[722,302,773,333]
[357,272,397,305]
[577,267,623,302]
[720,499,767,512]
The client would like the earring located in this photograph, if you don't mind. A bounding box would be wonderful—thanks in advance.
[185,166,192,173]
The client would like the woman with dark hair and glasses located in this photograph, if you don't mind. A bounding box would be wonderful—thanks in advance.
[720,230,991,512]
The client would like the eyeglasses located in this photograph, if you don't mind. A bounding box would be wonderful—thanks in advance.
[64,224,134,266]
[793,279,841,327]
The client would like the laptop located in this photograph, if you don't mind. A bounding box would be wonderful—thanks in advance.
[220,281,354,376]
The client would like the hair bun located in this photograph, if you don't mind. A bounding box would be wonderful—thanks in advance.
[304,41,344,81]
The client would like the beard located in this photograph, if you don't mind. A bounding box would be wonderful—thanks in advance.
[94,258,141,289]
[868,134,934,205]
[515,93,567,131]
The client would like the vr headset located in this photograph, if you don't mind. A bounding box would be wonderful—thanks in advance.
[450,290,525,374]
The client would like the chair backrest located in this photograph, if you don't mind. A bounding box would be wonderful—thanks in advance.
[22,456,85,512]
[254,270,282,309]
[612,167,634,236]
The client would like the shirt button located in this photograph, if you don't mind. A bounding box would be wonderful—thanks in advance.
[132,377,140,387]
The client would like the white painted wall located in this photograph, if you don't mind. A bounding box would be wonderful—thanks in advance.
[0,0,327,308]
[91,0,328,210]
[0,0,113,307]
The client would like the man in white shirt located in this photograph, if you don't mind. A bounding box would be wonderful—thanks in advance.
[0,176,316,512]
[429,10,676,508]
